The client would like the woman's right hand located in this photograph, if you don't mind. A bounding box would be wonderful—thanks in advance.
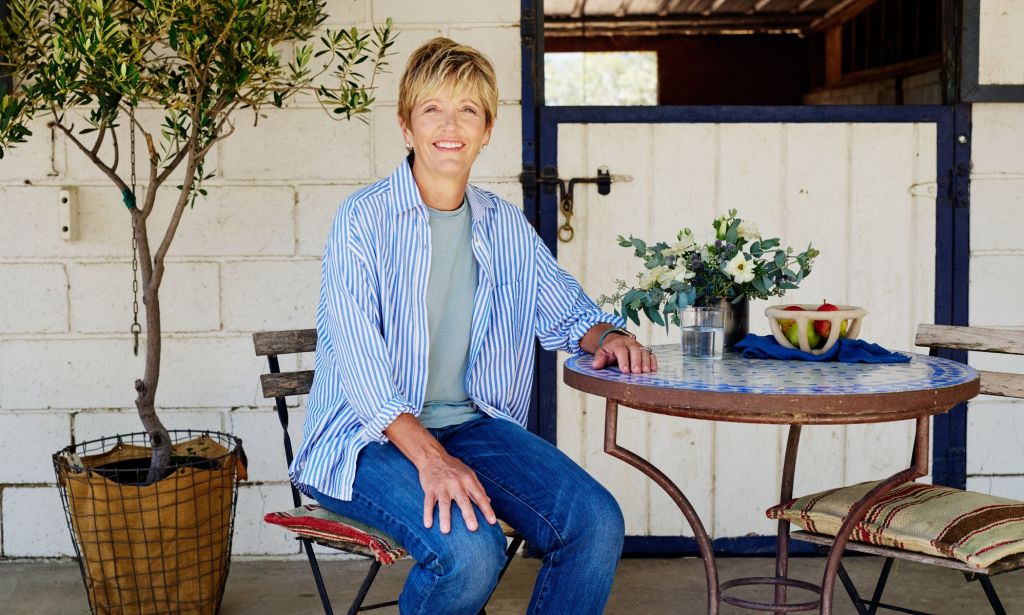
[383,413,498,534]
[418,453,498,533]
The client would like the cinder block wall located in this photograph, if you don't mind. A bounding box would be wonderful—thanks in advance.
[0,0,521,558]
[964,1,1024,501]
[966,103,1024,498]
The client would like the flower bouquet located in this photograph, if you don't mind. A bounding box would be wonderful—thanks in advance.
[599,209,820,330]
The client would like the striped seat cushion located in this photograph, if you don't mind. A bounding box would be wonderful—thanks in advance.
[264,504,407,564]
[766,481,1024,569]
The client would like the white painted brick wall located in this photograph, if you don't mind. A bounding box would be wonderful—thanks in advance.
[968,103,1024,500]
[0,1,521,560]
[0,413,70,484]
[2,487,75,557]
[979,0,1024,85]
[70,262,221,333]
[0,264,68,333]
[221,260,321,331]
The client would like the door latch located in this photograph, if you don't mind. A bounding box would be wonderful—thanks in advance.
[520,164,632,242]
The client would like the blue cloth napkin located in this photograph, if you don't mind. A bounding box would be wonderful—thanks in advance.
[735,334,910,363]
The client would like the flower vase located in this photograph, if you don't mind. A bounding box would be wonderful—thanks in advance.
[702,297,749,349]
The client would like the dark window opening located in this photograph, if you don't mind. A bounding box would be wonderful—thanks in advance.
[544,0,946,106]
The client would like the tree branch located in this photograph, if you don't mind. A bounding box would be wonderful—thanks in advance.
[89,123,107,157]
[51,112,129,194]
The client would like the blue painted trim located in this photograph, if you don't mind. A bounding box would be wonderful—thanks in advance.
[521,0,542,437]
[544,105,952,124]
[623,536,818,557]
[932,104,971,489]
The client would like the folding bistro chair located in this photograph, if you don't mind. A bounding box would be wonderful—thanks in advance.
[253,328,524,615]
[768,324,1024,615]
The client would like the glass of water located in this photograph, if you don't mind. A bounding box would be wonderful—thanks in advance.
[680,306,724,360]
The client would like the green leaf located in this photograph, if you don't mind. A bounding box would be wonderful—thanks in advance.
[644,304,665,326]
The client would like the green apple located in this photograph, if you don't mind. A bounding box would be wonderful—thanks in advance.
[806,325,823,349]
[786,322,800,347]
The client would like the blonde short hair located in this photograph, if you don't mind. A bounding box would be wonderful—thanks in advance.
[398,38,499,129]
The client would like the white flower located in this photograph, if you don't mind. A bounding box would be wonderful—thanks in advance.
[671,265,695,284]
[664,233,696,257]
[736,220,760,241]
[639,265,670,290]
[725,252,756,283]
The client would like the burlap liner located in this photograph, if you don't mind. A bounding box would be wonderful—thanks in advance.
[56,435,246,615]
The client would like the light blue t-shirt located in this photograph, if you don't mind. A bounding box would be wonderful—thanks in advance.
[420,198,484,428]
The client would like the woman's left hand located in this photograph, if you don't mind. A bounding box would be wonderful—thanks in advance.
[591,335,658,373]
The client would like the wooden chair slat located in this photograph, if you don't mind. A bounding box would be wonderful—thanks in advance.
[253,329,317,356]
[915,324,1024,355]
[791,531,1024,577]
[260,370,314,398]
[980,370,1024,399]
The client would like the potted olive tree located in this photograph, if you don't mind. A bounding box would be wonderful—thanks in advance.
[0,1,394,613]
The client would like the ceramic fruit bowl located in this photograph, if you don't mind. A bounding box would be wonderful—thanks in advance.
[765,304,867,355]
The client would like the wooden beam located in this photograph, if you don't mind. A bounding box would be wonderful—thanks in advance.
[980,371,1024,399]
[260,370,315,398]
[915,324,1024,355]
[707,0,728,14]
[824,25,842,85]
[252,329,317,356]
[810,0,881,33]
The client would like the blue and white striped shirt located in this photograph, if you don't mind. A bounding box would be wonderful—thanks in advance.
[291,158,625,501]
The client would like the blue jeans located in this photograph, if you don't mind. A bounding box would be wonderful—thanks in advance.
[310,416,624,615]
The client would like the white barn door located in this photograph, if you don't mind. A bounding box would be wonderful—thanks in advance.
[551,119,940,540]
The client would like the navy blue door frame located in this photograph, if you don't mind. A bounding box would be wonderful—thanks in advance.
[518,2,972,556]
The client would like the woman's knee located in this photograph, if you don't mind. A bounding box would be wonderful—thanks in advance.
[565,482,625,557]
[425,521,508,589]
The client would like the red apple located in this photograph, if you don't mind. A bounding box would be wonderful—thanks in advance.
[814,300,839,336]
[778,305,804,334]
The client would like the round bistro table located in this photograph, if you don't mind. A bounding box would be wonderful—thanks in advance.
[562,345,980,615]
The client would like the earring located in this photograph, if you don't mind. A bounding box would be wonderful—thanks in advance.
[482,143,488,151]
[405,143,413,151]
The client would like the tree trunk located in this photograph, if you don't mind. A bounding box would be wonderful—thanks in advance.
[132,207,172,484]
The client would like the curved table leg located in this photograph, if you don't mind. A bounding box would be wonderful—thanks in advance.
[604,399,720,615]
[818,416,930,614]
[774,425,803,615]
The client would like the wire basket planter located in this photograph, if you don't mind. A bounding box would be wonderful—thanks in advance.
[53,430,247,615]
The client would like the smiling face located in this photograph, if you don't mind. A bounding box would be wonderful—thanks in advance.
[399,88,493,184]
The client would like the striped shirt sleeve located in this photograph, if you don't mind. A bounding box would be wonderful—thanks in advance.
[320,206,415,445]
[532,230,626,354]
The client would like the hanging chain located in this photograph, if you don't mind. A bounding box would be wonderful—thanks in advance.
[129,107,142,356]
[557,191,575,243]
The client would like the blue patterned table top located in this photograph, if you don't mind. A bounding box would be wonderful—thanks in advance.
[564,345,978,396]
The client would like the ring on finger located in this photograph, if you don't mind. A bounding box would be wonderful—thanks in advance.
[641,345,654,353]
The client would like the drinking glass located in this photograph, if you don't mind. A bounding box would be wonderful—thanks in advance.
[680,306,724,360]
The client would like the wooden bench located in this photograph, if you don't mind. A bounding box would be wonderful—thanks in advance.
[788,324,1024,615]
[253,328,523,615]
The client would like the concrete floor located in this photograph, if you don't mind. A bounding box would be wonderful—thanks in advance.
[2,554,1021,614]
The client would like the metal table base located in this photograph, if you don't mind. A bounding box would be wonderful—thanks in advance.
[604,399,933,615]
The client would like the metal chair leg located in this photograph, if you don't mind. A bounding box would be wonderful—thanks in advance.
[302,538,336,615]
[865,557,895,615]
[347,560,383,615]
[475,536,524,615]
[977,576,1008,615]
[837,563,871,615]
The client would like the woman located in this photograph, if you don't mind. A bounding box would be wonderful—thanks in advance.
[291,37,658,614]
